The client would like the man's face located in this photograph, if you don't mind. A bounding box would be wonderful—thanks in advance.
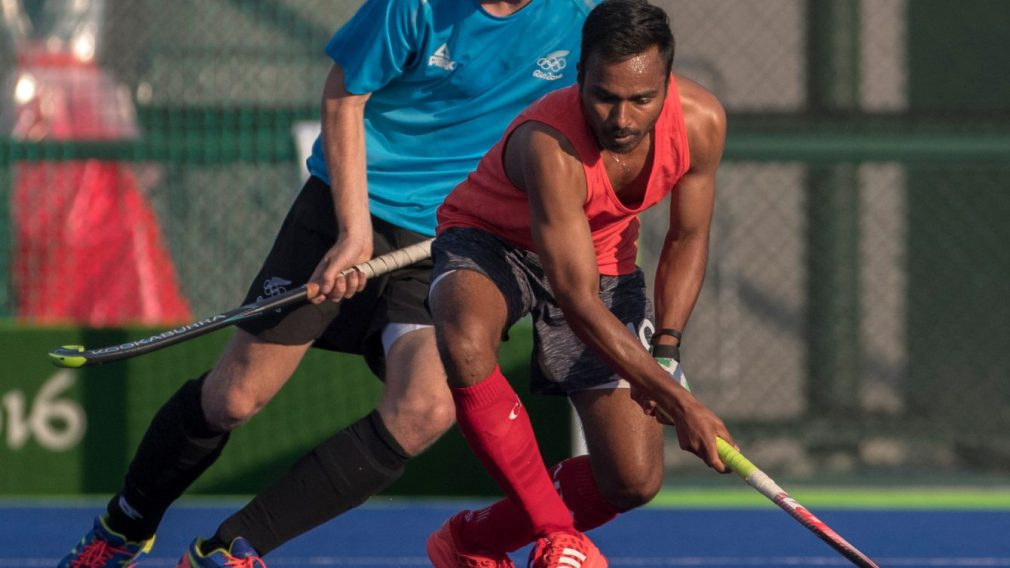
[580,46,668,154]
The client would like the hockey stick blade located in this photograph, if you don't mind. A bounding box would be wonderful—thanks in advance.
[48,239,434,368]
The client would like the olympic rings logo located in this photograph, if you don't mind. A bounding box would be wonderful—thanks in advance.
[537,51,569,73]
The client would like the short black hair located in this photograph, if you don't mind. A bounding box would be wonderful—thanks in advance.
[579,0,675,78]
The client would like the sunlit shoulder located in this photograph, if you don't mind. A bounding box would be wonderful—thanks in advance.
[674,74,727,167]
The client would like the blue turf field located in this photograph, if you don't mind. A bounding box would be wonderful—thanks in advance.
[4,498,1009,566]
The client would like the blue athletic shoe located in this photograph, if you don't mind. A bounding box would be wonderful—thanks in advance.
[58,515,155,567]
[176,537,266,567]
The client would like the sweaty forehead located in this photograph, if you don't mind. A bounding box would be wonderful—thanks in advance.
[623,53,651,75]
[583,47,667,90]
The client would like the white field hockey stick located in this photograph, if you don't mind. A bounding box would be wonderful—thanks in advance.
[48,239,434,368]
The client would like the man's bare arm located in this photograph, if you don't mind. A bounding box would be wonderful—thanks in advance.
[310,64,373,302]
[653,77,727,346]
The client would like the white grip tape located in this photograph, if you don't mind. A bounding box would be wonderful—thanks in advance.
[343,239,434,279]
[745,470,788,502]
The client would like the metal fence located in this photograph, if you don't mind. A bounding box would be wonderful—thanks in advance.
[2,0,1008,483]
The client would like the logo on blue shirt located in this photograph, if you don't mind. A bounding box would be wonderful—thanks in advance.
[534,50,569,81]
[428,43,457,71]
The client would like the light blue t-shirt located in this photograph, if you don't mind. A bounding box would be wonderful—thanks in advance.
[306,0,596,236]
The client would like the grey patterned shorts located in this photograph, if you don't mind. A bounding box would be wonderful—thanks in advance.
[431,227,656,396]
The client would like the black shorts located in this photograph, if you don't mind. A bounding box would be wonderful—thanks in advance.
[431,227,656,396]
[238,176,433,378]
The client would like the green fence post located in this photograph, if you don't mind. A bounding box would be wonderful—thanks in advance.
[906,2,1010,458]
[804,0,862,420]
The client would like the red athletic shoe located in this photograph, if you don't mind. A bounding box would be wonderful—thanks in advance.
[427,512,516,568]
[527,531,607,568]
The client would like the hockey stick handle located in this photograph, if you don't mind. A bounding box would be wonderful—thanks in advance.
[345,238,434,279]
[283,236,436,299]
[48,239,434,368]
[233,235,436,309]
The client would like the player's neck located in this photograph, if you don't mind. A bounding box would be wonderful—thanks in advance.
[480,0,533,18]
[602,134,654,206]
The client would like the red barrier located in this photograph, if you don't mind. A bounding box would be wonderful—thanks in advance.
[10,46,191,325]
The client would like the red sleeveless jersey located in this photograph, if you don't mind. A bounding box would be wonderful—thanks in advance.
[436,76,690,275]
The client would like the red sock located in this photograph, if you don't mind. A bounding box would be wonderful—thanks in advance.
[451,366,574,538]
[556,455,622,530]
[460,455,620,554]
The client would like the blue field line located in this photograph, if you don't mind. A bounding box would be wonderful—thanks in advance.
[2,498,1008,567]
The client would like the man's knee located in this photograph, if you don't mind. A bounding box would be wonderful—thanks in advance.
[380,329,456,453]
[597,459,664,512]
[433,320,503,387]
[408,394,456,438]
[201,333,306,431]
[574,389,666,512]
[381,393,455,446]
[201,368,284,432]
[377,370,456,455]
[202,380,263,432]
[430,271,504,384]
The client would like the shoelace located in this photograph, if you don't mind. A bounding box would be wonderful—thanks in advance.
[528,535,589,568]
[70,540,135,567]
[223,555,268,568]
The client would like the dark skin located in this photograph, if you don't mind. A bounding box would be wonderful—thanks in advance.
[430,45,733,516]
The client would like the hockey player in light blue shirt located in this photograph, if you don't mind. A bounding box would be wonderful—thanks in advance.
[58,1,598,567]
[307,0,592,235]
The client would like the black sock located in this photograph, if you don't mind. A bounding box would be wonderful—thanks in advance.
[212,410,410,555]
[106,374,229,541]
[199,535,241,555]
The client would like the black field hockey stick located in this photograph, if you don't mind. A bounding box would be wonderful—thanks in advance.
[48,239,434,368]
